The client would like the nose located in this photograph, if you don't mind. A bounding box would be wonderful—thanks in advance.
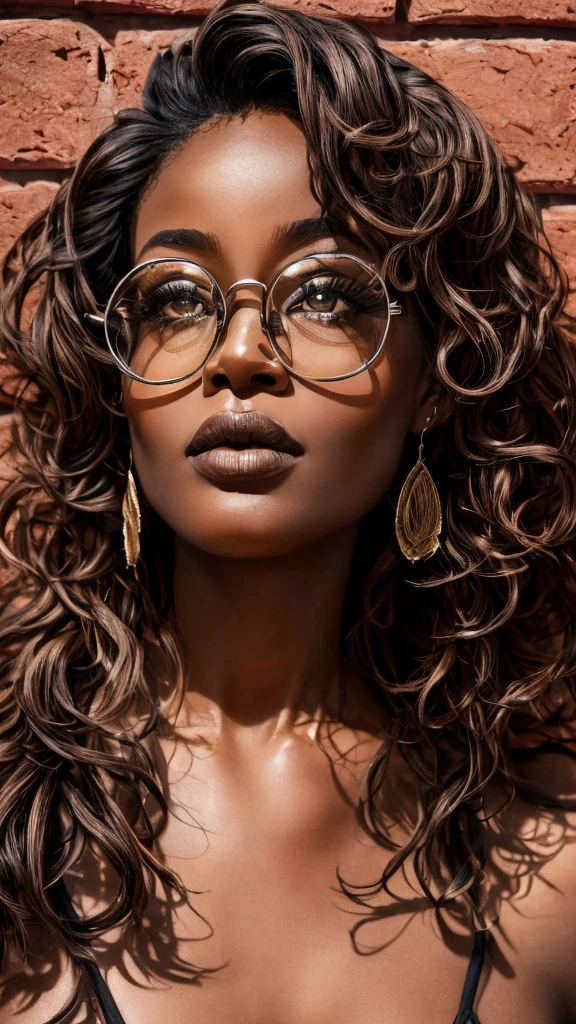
[202,281,290,397]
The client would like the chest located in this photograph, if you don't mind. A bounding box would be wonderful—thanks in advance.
[76,736,575,1024]
[77,850,569,1024]
[68,800,552,1024]
[88,859,478,1024]
[50,741,576,1024]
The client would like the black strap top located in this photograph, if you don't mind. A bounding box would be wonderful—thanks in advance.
[50,877,486,1024]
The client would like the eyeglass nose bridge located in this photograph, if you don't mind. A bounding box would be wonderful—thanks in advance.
[221,277,269,336]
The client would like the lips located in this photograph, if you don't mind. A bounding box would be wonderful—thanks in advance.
[185,410,304,481]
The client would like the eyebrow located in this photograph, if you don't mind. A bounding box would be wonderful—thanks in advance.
[273,216,335,250]
[135,217,336,264]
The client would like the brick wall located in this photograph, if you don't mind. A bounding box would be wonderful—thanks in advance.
[0,0,575,311]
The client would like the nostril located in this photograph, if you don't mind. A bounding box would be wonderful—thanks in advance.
[211,372,231,388]
[252,373,277,388]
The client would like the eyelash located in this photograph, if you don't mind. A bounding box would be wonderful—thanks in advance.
[284,276,385,320]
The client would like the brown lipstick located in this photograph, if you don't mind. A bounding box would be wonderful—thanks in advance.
[185,410,304,482]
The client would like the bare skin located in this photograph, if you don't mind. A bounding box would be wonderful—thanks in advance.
[3,110,576,1024]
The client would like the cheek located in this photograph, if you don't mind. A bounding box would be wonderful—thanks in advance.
[296,371,417,527]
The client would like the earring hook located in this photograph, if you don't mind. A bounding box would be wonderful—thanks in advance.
[418,405,437,462]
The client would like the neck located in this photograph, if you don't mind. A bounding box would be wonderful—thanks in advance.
[171,526,368,745]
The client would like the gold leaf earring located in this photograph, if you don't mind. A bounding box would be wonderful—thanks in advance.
[122,452,141,572]
[395,407,442,562]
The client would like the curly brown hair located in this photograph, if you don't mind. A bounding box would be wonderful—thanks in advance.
[1,0,576,1018]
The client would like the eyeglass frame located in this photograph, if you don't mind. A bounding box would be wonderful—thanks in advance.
[84,251,403,387]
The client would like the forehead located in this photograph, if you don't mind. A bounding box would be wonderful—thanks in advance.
[132,111,322,268]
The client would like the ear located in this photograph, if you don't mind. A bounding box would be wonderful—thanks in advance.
[408,362,451,437]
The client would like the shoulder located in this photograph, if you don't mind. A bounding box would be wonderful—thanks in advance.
[0,922,94,1024]
[484,740,576,1013]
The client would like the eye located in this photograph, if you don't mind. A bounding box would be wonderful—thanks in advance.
[134,279,214,325]
[285,275,385,322]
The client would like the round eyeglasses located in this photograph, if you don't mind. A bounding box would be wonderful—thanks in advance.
[84,252,402,386]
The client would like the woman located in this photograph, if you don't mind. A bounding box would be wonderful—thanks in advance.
[0,0,575,1020]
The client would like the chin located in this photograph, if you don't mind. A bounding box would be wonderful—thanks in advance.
[155,489,356,561]
[181,525,315,560]
[174,506,340,561]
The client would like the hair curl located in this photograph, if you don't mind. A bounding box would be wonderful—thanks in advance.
[1,0,576,1017]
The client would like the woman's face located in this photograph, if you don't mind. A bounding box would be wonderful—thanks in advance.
[126,110,435,558]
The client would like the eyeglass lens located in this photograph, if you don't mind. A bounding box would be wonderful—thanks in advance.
[106,255,390,384]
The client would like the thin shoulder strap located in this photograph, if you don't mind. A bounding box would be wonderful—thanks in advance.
[50,877,128,1024]
[452,930,486,1024]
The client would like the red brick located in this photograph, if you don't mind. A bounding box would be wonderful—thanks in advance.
[407,0,576,26]
[0,0,395,16]
[0,178,59,264]
[0,0,214,12]
[2,26,575,198]
[112,29,181,109]
[0,179,57,471]
[541,206,576,317]
[112,33,576,193]
[0,20,113,169]
[386,40,576,193]
[0,180,54,420]
[111,35,576,193]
